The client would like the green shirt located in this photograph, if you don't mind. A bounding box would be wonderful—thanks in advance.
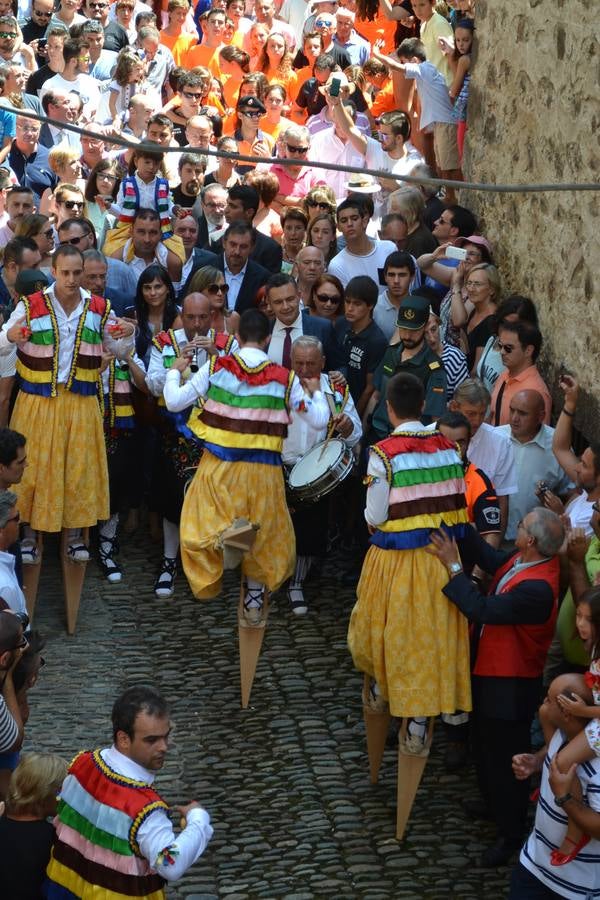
[557,535,600,666]
[371,341,447,438]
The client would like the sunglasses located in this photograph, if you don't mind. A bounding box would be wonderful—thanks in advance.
[315,293,340,304]
[66,232,91,245]
[241,109,262,118]
[286,143,308,154]
[182,91,203,100]
[33,8,52,15]
[0,32,17,38]
[307,200,330,209]
[494,340,515,354]
[60,200,85,209]
[205,283,229,294]
[315,19,333,26]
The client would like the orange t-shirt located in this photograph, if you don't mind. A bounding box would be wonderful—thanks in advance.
[185,42,223,78]
[260,114,293,141]
[370,79,396,118]
[356,12,397,53]
[292,66,313,101]
[158,30,197,67]
[264,69,298,100]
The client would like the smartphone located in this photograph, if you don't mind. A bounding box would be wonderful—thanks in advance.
[38,38,47,52]
[329,76,341,97]
[446,245,467,261]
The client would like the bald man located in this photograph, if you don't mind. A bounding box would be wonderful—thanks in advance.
[294,246,325,306]
[145,292,239,598]
[496,389,573,542]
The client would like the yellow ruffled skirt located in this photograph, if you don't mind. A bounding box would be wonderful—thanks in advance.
[347,545,472,717]
[10,388,109,532]
[180,450,296,599]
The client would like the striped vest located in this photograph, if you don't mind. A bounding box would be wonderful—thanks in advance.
[45,749,167,900]
[189,353,293,465]
[104,359,135,430]
[369,430,469,550]
[16,290,109,398]
[119,175,173,240]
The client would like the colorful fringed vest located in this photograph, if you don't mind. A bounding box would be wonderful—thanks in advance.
[369,429,469,551]
[152,328,236,411]
[325,380,350,437]
[103,359,135,430]
[16,290,110,397]
[45,749,167,900]
[189,353,293,465]
[119,174,173,239]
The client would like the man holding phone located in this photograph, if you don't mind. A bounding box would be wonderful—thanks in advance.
[21,0,55,66]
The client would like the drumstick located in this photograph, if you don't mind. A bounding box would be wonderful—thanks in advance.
[319,389,348,460]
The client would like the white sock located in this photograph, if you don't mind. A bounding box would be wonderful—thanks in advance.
[67,528,83,544]
[100,513,119,556]
[22,525,36,544]
[163,519,179,559]
[245,578,264,608]
[407,717,427,741]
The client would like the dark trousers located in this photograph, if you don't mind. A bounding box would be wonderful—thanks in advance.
[508,862,564,899]
[472,711,532,844]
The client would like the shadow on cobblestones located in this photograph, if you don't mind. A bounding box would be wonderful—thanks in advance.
[26,529,512,899]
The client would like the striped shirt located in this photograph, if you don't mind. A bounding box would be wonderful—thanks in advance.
[441,343,469,401]
[0,696,18,753]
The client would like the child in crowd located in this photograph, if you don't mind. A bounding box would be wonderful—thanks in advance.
[108,48,155,124]
[439,18,474,159]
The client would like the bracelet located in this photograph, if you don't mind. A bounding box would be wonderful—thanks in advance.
[562,407,575,417]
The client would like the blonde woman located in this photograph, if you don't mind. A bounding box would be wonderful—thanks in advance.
[39,143,85,216]
[188,265,240,334]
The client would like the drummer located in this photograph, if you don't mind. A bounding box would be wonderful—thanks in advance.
[283,336,362,616]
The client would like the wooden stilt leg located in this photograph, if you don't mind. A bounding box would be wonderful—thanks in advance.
[362,674,391,784]
[238,578,269,709]
[22,533,44,621]
[396,717,435,840]
[60,528,89,635]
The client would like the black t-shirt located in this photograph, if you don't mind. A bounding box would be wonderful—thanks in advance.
[171,184,199,208]
[103,20,129,53]
[293,45,351,71]
[335,317,388,406]
[295,77,327,118]
[26,63,58,96]
[0,817,55,900]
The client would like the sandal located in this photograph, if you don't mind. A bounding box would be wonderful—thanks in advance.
[98,536,122,584]
[550,834,591,866]
[154,557,177,599]
[67,542,90,563]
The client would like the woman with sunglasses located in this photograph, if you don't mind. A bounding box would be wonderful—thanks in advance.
[52,183,86,229]
[14,213,55,270]
[306,212,338,265]
[232,94,274,175]
[84,158,123,245]
[302,186,336,222]
[307,274,344,323]
[188,265,240,335]
[39,144,85,217]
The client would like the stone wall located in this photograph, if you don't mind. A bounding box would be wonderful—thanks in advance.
[462,0,600,438]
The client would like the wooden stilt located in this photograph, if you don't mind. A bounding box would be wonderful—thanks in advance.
[396,718,435,841]
[22,533,44,621]
[362,674,391,784]
[238,580,269,709]
[60,528,89,635]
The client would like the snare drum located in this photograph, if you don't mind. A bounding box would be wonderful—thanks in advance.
[287,438,353,505]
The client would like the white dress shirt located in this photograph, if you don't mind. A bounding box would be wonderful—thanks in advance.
[223,261,247,311]
[282,373,362,465]
[145,327,239,397]
[268,313,303,366]
[364,420,424,526]
[164,346,330,433]
[0,549,26,617]
[100,746,212,882]
[468,422,518,497]
[0,287,132,380]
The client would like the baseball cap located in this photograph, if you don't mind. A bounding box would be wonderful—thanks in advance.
[15,269,50,297]
[397,295,430,330]
[456,234,493,260]
[236,95,266,114]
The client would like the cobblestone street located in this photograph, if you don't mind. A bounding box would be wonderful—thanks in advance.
[26,525,513,899]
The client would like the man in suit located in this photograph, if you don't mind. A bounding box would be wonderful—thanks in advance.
[265,273,343,372]
[194,182,227,249]
[428,507,566,868]
[174,214,218,300]
[215,223,270,314]
[208,184,283,274]
[38,88,81,150]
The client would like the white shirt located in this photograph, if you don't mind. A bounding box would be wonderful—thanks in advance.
[145,327,239,397]
[365,137,424,182]
[0,222,15,245]
[40,73,101,119]
[282,373,362,465]
[123,239,170,282]
[164,346,330,434]
[223,261,247,311]
[328,240,397,289]
[111,173,174,220]
[99,746,212,882]
[0,549,26,617]
[565,490,595,536]
[268,313,303,366]
[47,123,82,152]
[364,420,424,526]
[308,128,364,198]
[0,287,131,380]
[468,422,518,497]
[496,423,574,540]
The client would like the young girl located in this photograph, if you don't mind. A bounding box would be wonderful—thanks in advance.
[257,32,297,98]
[108,49,154,125]
[439,18,474,160]
[540,587,600,865]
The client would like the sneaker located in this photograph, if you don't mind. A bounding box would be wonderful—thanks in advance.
[288,586,307,616]
[67,542,90,563]
[21,539,39,565]
[154,557,176,599]
[243,585,264,625]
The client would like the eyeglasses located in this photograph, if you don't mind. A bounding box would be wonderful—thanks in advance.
[205,283,229,294]
[315,293,340,304]
[0,32,17,38]
[241,109,262,118]
[58,200,84,210]
[465,280,487,288]
[182,90,203,100]
[97,173,117,182]
[66,231,91,245]
[17,125,39,133]
[494,340,515,354]
[286,143,308,154]
[307,200,330,209]
[78,55,90,61]
[89,2,108,6]
[4,511,20,524]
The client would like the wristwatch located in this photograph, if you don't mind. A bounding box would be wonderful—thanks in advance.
[554,793,573,807]
[448,561,463,577]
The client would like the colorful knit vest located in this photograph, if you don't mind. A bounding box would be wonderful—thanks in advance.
[104,359,135,430]
[189,353,293,465]
[325,381,350,437]
[119,175,173,240]
[45,749,167,900]
[369,430,469,550]
[16,290,110,398]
